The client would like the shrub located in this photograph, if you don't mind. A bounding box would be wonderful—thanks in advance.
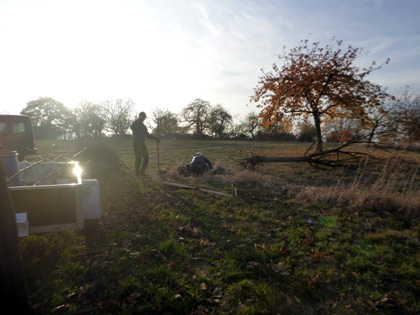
[297,124,316,142]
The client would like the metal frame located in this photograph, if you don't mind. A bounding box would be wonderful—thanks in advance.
[9,161,84,234]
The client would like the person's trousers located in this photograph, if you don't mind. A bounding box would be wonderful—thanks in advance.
[133,142,149,175]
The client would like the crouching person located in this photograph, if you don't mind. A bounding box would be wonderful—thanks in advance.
[186,152,213,176]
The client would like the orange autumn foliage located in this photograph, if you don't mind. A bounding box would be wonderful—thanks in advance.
[252,38,392,152]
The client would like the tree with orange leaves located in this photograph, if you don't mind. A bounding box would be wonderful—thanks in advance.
[252,38,392,152]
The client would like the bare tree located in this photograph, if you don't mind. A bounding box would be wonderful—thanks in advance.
[181,99,211,137]
[208,105,232,139]
[365,106,391,143]
[384,88,420,144]
[73,102,106,138]
[102,98,135,136]
[238,112,261,139]
[151,108,179,137]
[323,112,363,143]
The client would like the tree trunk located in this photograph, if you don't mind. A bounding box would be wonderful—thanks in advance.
[196,112,200,136]
[246,138,369,167]
[368,123,378,143]
[393,123,399,144]
[313,112,323,152]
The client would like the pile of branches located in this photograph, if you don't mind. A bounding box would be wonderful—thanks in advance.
[244,136,380,169]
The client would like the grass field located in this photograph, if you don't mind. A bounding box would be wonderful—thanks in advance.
[18,139,420,314]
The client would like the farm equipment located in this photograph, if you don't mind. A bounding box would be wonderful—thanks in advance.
[0,115,37,160]
[2,150,102,238]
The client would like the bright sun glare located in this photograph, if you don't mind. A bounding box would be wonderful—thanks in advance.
[72,162,82,179]
[0,0,209,113]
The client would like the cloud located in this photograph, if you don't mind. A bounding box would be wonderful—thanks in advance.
[1,0,420,117]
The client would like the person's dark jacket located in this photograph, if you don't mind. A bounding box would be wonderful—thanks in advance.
[190,154,213,171]
[130,119,155,144]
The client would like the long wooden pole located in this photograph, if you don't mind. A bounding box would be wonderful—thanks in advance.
[162,181,231,197]
[7,159,43,184]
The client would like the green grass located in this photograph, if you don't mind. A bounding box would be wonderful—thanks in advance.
[18,139,420,314]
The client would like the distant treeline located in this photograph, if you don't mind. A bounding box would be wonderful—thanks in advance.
[8,38,420,147]
[16,97,298,141]
[13,91,420,145]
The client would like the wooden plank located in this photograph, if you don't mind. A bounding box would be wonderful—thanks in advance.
[162,181,231,197]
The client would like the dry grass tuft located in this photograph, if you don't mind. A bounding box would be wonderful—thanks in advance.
[161,162,286,194]
[293,185,420,217]
[159,152,420,216]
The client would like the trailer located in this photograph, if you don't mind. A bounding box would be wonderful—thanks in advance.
[3,154,101,237]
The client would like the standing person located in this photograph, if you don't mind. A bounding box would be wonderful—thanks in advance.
[130,112,159,176]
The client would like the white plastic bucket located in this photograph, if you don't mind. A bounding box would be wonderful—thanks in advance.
[81,179,102,220]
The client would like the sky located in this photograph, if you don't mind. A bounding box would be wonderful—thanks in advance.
[0,0,419,122]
